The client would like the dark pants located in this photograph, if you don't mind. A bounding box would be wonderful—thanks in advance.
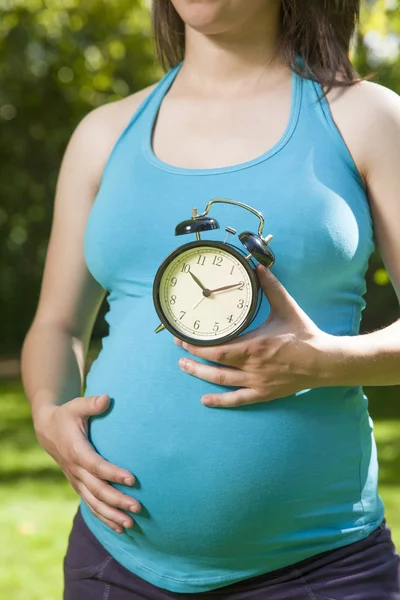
[63,507,400,599]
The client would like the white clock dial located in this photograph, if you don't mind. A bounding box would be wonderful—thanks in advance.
[158,246,254,341]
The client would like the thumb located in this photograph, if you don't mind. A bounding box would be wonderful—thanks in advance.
[68,394,111,419]
[256,264,298,318]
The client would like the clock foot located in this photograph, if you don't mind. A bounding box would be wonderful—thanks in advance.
[154,323,166,334]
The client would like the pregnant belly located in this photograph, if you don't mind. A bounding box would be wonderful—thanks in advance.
[85,315,362,558]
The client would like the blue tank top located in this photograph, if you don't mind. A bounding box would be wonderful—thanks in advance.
[80,58,385,592]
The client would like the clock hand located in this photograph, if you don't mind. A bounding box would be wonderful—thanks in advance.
[193,283,242,309]
[209,282,243,293]
[192,296,206,310]
[189,270,208,292]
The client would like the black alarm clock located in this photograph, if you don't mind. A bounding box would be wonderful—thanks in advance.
[153,198,275,346]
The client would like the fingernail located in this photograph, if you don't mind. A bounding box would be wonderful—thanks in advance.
[178,358,187,369]
[174,338,182,346]
[129,504,140,513]
[124,477,135,486]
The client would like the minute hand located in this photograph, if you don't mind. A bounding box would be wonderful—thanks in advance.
[209,283,243,293]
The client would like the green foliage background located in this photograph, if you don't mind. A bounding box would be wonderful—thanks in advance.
[1,1,400,353]
[0,0,159,352]
[0,1,400,598]
[1,0,400,351]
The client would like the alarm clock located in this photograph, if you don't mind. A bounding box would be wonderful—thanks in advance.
[153,198,275,346]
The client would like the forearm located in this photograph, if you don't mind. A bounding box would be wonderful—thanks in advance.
[21,321,86,428]
[324,318,400,387]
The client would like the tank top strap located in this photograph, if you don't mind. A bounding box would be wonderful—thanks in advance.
[97,61,184,183]
[126,61,184,130]
[293,56,366,190]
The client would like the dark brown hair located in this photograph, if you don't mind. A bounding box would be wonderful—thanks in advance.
[151,0,368,95]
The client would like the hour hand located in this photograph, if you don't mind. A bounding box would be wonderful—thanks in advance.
[189,270,207,291]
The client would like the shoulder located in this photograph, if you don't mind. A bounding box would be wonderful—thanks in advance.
[64,82,159,191]
[79,82,159,135]
[347,80,400,168]
[327,78,400,135]
[323,78,400,183]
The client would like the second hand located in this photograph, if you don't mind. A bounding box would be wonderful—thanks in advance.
[192,296,206,310]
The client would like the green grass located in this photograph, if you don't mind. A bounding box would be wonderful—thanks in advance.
[0,379,399,599]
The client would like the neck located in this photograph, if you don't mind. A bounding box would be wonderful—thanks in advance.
[180,3,285,91]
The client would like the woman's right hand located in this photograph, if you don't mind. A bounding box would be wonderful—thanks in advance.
[34,394,141,534]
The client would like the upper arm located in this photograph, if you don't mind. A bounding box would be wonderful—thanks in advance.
[31,84,158,348]
[359,84,400,305]
[32,107,110,349]
[327,80,400,305]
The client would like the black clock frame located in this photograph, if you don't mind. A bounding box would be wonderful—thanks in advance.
[153,240,263,346]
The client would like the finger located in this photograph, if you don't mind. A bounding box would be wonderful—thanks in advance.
[70,477,125,533]
[174,337,246,366]
[256,264,300,317]
[178,357,250,388]
[201,387,264,408]
[78,469,141,514]
[68,393,111,419]
[76,440,136,486]
[78,484,135,529]
[89,506,125,534]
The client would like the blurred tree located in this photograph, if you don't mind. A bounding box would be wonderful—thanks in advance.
[0,0,399,354]
[0,0,159,353]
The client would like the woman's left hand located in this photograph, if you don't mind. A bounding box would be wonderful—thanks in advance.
[174,263,342,407]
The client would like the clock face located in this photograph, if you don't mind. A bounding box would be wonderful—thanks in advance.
[154,242,258,343]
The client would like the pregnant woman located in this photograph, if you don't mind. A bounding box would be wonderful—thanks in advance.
[21,0,400,598]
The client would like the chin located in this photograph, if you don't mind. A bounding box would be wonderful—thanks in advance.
[170,0,232,34]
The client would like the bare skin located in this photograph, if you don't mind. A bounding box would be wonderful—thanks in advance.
[21,0,400,532]
[21,88,157,534]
